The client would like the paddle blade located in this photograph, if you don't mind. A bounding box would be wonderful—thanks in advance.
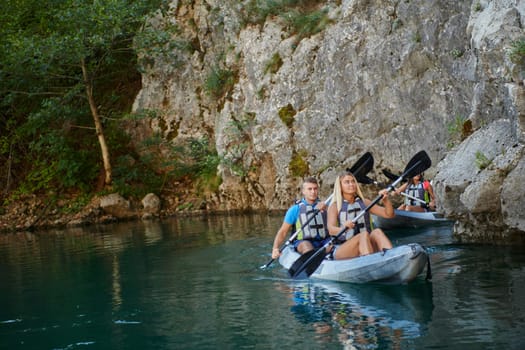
[401,150,431,180]
[382,168,400,181]
[288,249,327,279]
[346,152,374,180]
[358,175,378,185]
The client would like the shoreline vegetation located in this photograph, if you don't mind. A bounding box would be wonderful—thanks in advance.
[0,1,330,234]
[0,192,282,234]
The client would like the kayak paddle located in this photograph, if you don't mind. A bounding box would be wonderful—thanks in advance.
[259,193,333,270]
[260,152,374,270]
[357,169,429,207]
[382,168,430,207]
[288,150,432,279]
[346,151,374,179]
[399,192,429,206]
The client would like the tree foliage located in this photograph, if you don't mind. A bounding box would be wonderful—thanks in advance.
[0,0,165,200]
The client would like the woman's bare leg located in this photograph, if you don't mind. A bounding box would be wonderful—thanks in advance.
[358,232,373,255]
[406,205,425,212]
[334,234,369,259]
[370,229,393,251]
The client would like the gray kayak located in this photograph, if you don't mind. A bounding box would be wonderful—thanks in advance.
[372,209,453,230]
[279,243,429,284]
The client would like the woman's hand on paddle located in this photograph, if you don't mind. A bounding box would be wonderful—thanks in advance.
[379,189,391,202]
[315,201,327,212]
[343,220,355,230]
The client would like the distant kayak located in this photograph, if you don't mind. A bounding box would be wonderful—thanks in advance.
[372,209,453,230]
[279,243,429,284]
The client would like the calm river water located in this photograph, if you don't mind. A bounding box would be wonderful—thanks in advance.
[1,214,524,349]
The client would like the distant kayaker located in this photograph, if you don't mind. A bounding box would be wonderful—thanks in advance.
[271,177,331,259]
[395,173,436,212]
[326,171,394,259]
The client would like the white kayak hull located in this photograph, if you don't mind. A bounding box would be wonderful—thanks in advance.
[279,243,429,284]
[372,209,453,230]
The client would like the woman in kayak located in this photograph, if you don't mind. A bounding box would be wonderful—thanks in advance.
[396,173,436,212]
[327,171,394,259]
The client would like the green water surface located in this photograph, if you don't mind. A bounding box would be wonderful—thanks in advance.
[1,214,524,349]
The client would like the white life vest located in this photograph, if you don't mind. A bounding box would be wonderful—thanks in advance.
[405,182,429,206]
[337,198,371,241]
[295,201,328,240]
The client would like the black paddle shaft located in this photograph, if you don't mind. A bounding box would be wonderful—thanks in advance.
[262,152,374,270]
[259,205,323,270]
[332,153,431,242]
[289,196,382,279]
[289,150,431,279]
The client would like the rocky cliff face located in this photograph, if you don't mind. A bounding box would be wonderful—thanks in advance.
[131,0,525,243]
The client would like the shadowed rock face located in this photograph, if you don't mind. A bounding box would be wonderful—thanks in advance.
[131,0,525,242]
[434,120,525,243]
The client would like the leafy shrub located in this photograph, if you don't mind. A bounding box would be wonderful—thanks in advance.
[509,39,525,65]
[473,2,482,11]
[243,0,331,41]
[281,7,330,41]
[244,0,289,25]
[60,193,91,214]
[221,113,256,177]
[475,151,491,170]
[165,137,222,194]
[15,98,100,195]
[205,66,235,99]
[447,115,472,148]
[112,153,165,198]
[451,49,463,58]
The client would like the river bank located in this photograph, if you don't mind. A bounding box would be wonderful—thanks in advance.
[0,192,248,234]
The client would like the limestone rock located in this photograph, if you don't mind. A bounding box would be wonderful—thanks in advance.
[502,155,525,231]
[128,0,525,242]
[141,193,161,215]
[99,193,133,218]
[434,120,524,242]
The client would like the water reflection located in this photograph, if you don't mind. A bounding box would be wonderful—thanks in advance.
[279,280,434,349]
[143,220,163,245]
[112,255,122,311]
[1,215,524,349]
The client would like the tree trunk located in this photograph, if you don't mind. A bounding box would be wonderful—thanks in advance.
[81,58,112,186]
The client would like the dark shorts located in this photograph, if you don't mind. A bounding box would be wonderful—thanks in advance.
[293,237,331,251]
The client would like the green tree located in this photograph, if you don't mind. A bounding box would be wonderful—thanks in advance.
[0,0,164,194]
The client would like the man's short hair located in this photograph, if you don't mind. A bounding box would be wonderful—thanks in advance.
[303,177,318,185]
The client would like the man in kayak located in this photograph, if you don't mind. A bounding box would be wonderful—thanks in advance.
[327,171,393,259]
[271,177,331,259]
[395,173,436,212]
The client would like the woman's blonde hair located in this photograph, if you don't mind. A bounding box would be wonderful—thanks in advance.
[333,171,365,212]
